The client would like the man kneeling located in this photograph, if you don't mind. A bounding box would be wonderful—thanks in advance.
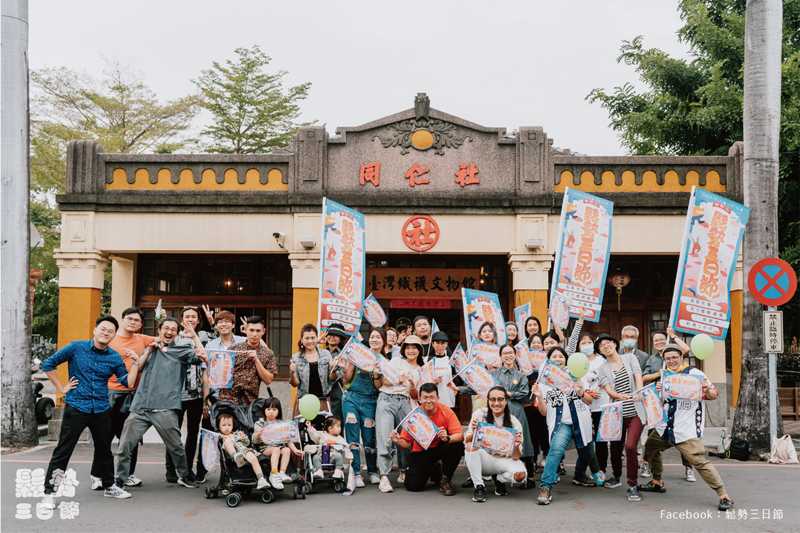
[390,383,464,495]
[464,385,527,502]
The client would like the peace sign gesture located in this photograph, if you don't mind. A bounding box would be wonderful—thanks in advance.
[202,305,215,326]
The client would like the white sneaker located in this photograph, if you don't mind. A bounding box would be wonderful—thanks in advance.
[104,484,131,499]
[256,476,269,489]
[369,473,381,484]
[269,473,284,490]
[332,469,343,479]
[397,472,406,484]
[640,463,652,478]
[312,469,324,479]
[125,475,142,487]
[685,467,696,482]
[40,495,56,509]
[355,474,366,488]
[379,476,393,493]
[279,471,292,482]
[90,475,103,490]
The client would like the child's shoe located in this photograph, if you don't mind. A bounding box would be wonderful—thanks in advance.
[269,473,284,490]
[313,469,324,479]
[332,469,343,479]
[257,476,269,489]
[278,471,292,483]
[232,453,245,468]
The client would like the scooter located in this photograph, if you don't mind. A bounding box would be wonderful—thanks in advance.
[32,358,55,425]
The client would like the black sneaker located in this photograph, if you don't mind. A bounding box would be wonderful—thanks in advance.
[493,476,508,497]
[195,471,207,484]
[718,497,734,511]
[461,478,474,488]
[518,478,536,490]
[472,485,486,503]
[177,477,198,489]
[604,476,622,488]
[557,462,567,475]
[571,474,597,487]
[165,472,178,484]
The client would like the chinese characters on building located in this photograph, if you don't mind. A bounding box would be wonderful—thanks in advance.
[359,161,480,188]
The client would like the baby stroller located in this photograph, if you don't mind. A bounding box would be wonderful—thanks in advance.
[296,411,348,495]
[203,397,302,507]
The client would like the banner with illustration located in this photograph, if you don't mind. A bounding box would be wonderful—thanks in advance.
[417,358,437,384]
[550,187,614,322]
[200,429,219,472]
[207,350,236,389]
[669,187,749,339]
[379,356,402,386]
[456,360,499,396]
[597,403,623,442]
[362,294,387,328]
[661,371,703,402]
[537,359,578,394]
[342,465,357,496]
[450,344,470,374]
[318,198,367,336]
[391,345,401,359]
[260,421,301,446]
[549,291,573,330]
[471,421,519,457]
[462,288,507,347]
[469,341,502,369]
[634,383,667,428]
[339,337,379,372]
[399,406,439,450]
[514,341,534,375]
[528,349,547,373]
[514,303,531,339]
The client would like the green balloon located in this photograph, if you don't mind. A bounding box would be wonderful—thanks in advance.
[690,334,714,360]
[567,353,590,379]
[298,394,321,421]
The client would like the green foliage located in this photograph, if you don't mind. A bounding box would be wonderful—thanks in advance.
[194,45,315,153]
[588,0,800,345]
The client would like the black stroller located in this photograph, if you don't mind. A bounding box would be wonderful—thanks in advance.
[203,397,303,507]
[296,412,348,495]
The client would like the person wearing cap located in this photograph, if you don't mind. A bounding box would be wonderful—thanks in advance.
[373,335,424,492]
[324,323,350,421]
[594,333,645,499]
[639,344,734,512]
[395,317,412,345]
[429,331,455,407]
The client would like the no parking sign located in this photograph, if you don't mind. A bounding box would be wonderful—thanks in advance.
[747,257,797,307]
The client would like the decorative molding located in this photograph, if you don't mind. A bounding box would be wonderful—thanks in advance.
[373,118,472,156]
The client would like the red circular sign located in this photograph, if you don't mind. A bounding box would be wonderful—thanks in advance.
[747,257,797,306]
[402,215,440,252]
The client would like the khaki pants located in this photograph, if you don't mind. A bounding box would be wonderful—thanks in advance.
[644,431,726,495]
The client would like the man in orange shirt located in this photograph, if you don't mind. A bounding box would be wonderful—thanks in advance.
[390,383,464,495]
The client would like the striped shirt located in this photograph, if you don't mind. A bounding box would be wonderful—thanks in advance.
[613,367,636,418]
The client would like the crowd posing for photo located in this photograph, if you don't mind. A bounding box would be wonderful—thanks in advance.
[39,307,733,512]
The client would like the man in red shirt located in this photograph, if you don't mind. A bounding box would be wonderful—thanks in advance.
[390,383,464,495]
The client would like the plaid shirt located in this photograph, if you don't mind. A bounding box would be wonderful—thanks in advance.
[218,342,276,405]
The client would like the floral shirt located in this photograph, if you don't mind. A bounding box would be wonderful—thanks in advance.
[218,342,276,405]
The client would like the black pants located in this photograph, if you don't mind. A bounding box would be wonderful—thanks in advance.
[45,405,114,494]
[329,382,344,422]
[95,392,138,477]
[165,398,203,476]
[403,441,465,492]
[590,411,609,474]
[525,404,549,459]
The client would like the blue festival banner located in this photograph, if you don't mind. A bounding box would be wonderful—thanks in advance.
[318,199,367,335]
[462,288,507,347]
[200,429,219,473]
[513,302,531,339]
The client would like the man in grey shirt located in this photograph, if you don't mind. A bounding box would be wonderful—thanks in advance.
[114,317,208,493]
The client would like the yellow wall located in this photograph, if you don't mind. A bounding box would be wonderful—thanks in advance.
[731,290,743,407]
[106,167,288,191]
[514,290,548,332]
[556,170,726,193]
[55,288,102,405]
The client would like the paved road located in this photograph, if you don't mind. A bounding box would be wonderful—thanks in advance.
[2,443,798,533]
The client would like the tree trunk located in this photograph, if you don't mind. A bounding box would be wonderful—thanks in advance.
[732,0,784,456]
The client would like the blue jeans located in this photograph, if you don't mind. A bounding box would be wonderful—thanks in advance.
[540,423,595,489]
[376,393,412,476]
[342,390,378,475]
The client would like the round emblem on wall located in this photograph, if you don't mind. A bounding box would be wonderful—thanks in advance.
[402,215,440,253]
[410,129,434,150]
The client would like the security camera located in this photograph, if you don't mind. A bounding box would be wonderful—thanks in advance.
[273,231,287,250]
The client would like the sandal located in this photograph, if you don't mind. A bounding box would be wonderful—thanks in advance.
[638,481,666,493]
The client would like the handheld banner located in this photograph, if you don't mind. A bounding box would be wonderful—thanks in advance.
[469,341,501,369]
[342,465,357,496]
[391,345,401,359]
[528,350,548,373]
[549,291,573,330]
[456,360,499,396]
[634,383,667,428]
[537,359,578,395]
[339,337,379,372]
[514,340,534,376]
[318,198,367,336]
[379,356,402,386]
[669,187,749,339]
[207,350,236,389]
[472,421,519,457]
[550,187,614,322]
[399,406,439,450]
[661,371,703,402]
[417,358,437,385]
[462,288,507,347]
[597,403,623,442]
[200,429,219,473]
[431,319,440,334]
[449,344,470,373]
[362,294,387,328]
[514,302,531,340]
[260,421,301,446]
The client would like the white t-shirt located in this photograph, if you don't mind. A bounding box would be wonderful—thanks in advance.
[465,407,524,458]
[378,357,418,396]
[583,356,610,413]
[431,355,456,407]
[540,383,593,446]
[654,367,714,444]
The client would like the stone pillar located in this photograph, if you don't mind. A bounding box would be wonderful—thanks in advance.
[109,255,135,319]
[509,215,552,329]
[731,256,744,409]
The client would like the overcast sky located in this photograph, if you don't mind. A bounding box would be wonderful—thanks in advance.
[29,0,692,156]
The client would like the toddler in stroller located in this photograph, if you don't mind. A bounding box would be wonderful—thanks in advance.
[218,413,269,489]
[253,398,304,490]
[300,416,352,493]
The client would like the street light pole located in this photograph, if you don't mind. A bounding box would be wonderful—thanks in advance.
[1,0,38,447]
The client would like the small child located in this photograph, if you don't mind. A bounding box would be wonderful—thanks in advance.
[305,417,353,480]
[217,413,269,489]
[252,398,303,490]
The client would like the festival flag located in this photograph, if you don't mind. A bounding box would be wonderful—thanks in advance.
[318,198,367,336]
[378,356,402,386]
[514,303,531,340]
[528,349,548,373]
[550,187,614,322]
[399,406,439,450]
[514,341,534,375]
[537,359,578,394]
[549,291,573,330]
[342,465,357,496]
[469,341,502,369]
[417,358,437,384]
[471,421,519,457]
[597,403,623,442]
[200,429,219,473]
[449,344,470,373]
[391,345,401,359]
[260,421,301,446]
[431,319,440,334]
[207,350,236,389]
[339,337,379,372]
[634,383,667,428]
[661,371,703,402]
[669,187,749,339]
[456,360,499,396]
[362,294,387,328]
[462,288,507,347]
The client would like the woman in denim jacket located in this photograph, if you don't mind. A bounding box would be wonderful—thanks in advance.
[289,323,334,416]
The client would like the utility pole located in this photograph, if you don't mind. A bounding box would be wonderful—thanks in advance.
[732,0,784,456]
[1,0,38,447]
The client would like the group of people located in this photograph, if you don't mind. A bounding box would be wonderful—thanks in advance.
[39,306,734,511]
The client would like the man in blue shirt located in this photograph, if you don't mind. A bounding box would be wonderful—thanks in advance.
[40,316,142,510]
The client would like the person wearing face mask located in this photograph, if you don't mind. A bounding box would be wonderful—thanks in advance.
[578,332,609,486]
[620,326,650,379]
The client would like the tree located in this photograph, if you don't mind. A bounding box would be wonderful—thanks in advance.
[587,0,799,454]
[194,45,315,153]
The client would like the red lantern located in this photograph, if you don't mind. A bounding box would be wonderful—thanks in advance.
[607,271,630,312]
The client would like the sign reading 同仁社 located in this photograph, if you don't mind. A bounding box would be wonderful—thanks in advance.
[763,311,783,354]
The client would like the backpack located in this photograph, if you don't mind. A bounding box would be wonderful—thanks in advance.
[727,436,750,461]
